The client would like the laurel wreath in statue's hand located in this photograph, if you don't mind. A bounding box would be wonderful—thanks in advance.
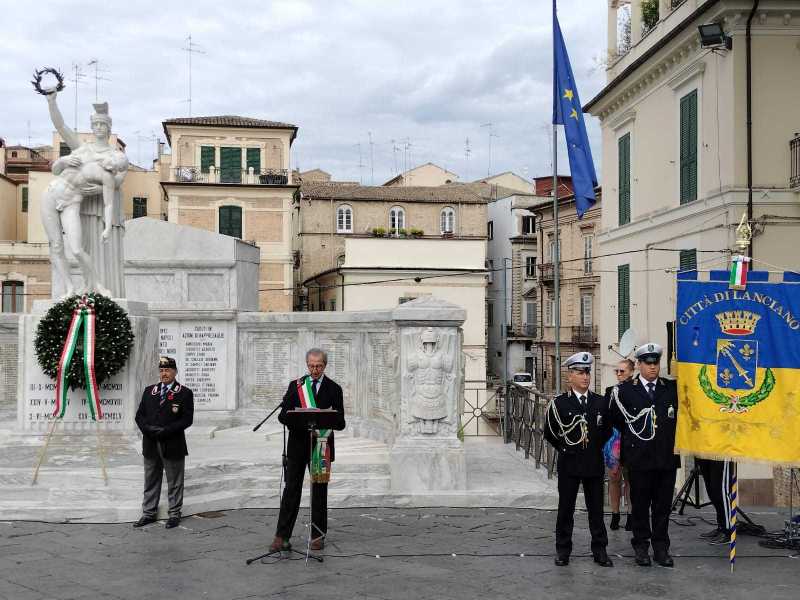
[31,67,65,96]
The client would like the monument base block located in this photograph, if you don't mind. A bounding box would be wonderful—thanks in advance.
[390,437,466,493]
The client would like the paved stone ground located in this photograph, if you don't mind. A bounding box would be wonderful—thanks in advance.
[1,507,798,599]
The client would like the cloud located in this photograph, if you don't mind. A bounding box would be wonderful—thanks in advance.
[1,0,607,181]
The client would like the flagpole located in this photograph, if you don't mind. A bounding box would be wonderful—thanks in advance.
[553,125,561,396]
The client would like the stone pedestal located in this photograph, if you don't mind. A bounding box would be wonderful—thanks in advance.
[17,299,159,431]
[389,297,467,492]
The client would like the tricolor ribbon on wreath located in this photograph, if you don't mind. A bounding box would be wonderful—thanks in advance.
[53,295,103,420]
[296,377,332,483]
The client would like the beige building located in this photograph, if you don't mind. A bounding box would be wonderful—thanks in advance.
[383,162,460,187]
[587,0,800,505]
[526,192,601,394]
[161,116,299,311]
[474,171,533,194]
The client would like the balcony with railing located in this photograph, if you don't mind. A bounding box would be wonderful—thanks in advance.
[172,166,289,185]
[572,325,598,345]
[509,324,538,339]
[538,262,562,284]
[791,134,800,189]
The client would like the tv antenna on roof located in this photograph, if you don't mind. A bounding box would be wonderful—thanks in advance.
[87,59,111,102]
[182,34,206,117]
[69,62,86,130]
[464,137,471,181]
[480,123,498,177]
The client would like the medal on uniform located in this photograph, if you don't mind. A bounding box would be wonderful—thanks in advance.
[596,414,603,427]
[668,405,675,419]
[171,403,179,414]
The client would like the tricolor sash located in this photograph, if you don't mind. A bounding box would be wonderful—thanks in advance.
[53,295,102,420]
[297,376,332,483]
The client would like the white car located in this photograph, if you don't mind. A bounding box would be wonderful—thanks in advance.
[511,372,534,388]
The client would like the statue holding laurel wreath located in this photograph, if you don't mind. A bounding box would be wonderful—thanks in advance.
[32,68,129,297]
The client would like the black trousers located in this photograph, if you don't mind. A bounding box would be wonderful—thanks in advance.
[697,458,730,532]
[275,455,328,541]
[555,474,608,558]
[628,468,678,554]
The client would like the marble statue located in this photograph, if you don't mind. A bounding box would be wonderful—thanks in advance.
[35,72,129,297]
[405,327,456,434]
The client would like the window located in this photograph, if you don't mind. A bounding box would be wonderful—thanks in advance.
[522,215,535,235]
[525,256,536,278]
[337,205,353,233]
[487,221,494,240]
[59,143,71,157]
[525,301,537,332]
[546,295,555,326]
[200,145,215,173]
[487,302,494,327]
[220,147,242,183]
[618,133,631,225]
[21,187,28,213]
[219,205,242,238]
[1,280,23,313]
[486,259,494,284]
[679,249,697,272]
[330,300,336,311]
[680,89,698,204]
[389,206,405,232]
[132,197,147,218]
[618,264,630,340]
[11,151,18,158]
[583,235,593,274]
[548,238,561,262]
[246,147,261,172]
[581,293,593,327]
[440,207,455,234]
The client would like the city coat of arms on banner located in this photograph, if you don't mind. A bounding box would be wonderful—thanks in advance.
[675,270,800,464]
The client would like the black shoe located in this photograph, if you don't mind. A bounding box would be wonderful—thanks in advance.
[708,531,732,545]
[610,513,621,530]
[133,515,156,528]
[654,552,674,567]
[700,527,722,539]
[593,551,614,567]
[624,515,632,531]
[165,516,181,529]
[554,556,570,566]
[634,550,652,567]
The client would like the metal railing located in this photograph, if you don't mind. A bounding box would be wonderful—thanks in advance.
[459,382,501,437]
[571,325,597,344]
[523,324,537,337]
[538,262,562,282]
[501,383,555,478]
[791,134,800,189]
[173,166,289,185]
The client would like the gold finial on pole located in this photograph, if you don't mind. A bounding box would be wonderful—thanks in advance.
[735,212,752,254]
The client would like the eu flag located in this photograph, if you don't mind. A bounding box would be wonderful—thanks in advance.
[552,1,597,218]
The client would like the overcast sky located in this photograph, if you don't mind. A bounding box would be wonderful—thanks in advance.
[1,0,608,184]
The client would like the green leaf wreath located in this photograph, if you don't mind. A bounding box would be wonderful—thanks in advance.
[35,294,134,390]
[698,364,774,412]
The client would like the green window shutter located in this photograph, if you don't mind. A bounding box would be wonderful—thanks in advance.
[680,90,698,204]
[246,148,261,172]
[200,146,215,173]
[679,249,697,272]
[219,205,242,238]
[220,147,242,183]
[59,143,71,157]
[618,133,631,225]
[618,264,630,340]
[21,187,28,213]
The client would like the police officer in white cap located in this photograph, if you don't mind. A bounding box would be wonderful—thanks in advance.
[543,352,613,567]
[610,342,680,567]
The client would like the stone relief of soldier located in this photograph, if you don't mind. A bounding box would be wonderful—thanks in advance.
[404,327,456,434]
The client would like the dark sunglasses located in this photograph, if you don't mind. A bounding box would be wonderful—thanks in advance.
[641,358,659,365]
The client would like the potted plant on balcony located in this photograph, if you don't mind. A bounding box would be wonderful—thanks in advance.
[409,228,424,238]
[398,228,408,237]
[372,227,386,237]
[388,228,398,237]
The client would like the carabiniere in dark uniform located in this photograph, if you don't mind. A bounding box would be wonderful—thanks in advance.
[543,352,613,567]
[611,342,680,568]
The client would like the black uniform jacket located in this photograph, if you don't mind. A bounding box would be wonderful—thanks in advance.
[278,375,346,462]
[135,381,194,460]
[610,377,681,471]
[543,390,612,478]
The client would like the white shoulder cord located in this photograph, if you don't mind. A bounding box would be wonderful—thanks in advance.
[546,396,588,447]
[612,385,657,441]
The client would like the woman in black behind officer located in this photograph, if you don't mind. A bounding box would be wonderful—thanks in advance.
[544,352,613,567]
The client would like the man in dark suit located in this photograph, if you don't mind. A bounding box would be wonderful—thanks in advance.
[133,356,194,529]
[544,352,613,567]
[611,342,680,567]
[270,348,346,552]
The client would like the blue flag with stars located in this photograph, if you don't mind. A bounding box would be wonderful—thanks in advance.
[552,1,597,218]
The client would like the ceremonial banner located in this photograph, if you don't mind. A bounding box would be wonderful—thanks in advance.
[675,270,800,464]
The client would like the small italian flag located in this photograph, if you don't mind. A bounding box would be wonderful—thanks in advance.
[729,255,750,290]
